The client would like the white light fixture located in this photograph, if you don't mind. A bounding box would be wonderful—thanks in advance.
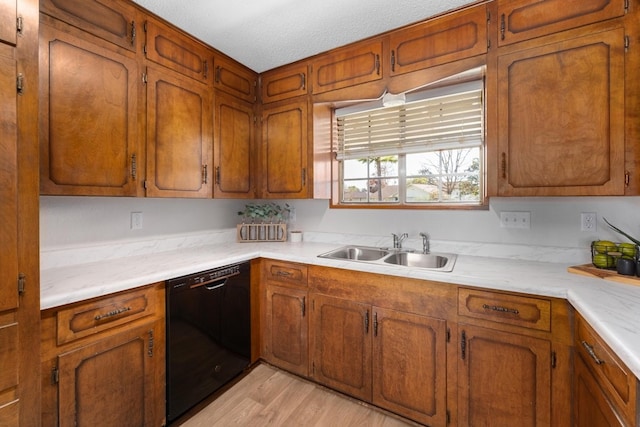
[382,92,406,107]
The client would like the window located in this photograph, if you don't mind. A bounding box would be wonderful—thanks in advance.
[335,79,484,206]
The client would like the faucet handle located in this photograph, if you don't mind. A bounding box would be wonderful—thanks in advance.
[420,232,430,254]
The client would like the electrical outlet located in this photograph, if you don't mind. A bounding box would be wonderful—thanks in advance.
[581,212,597,232]
[131,212,143,230]
[500,211,531,229]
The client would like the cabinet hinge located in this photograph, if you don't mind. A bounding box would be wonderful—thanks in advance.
[16,15,23,35]
[624,35,630,53]
[17,273,25,295]
[625,171,630,187]
[446,328,451,343]
[143,21,148,32]
[141,72,148,84]
[143,180,149,189]
[148,329,154,357]
[143,44,148,56]
[624,0,629,13]
[51,367,59,384]
[551,351,557,369]
[446,410,451,424]
[16,73,24,95]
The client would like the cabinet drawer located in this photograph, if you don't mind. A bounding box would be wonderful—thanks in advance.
[263,259,308,288]
[458,288,551,332]
[576,314,638,426]
[56,286,156,345]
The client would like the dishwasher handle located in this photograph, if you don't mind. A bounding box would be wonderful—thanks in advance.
[189,270,240,290]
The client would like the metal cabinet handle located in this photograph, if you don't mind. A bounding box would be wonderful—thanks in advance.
[95,306,131,321]
[482,303,519,315]
[582,340,604,365]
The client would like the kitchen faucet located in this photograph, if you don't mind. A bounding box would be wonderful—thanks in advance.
[392,233,408,249]
[419,232,430,254]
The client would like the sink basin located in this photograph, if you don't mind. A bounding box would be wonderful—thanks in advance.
[383,252,456,271]
[318,245,390,261]
[318,245,457,272]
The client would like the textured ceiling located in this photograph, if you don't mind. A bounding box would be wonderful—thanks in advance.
[131,0,477,73]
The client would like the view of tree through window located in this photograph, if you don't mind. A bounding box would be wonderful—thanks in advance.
[336,80,484,206]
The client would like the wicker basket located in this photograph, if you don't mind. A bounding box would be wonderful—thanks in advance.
[237,223,287,242]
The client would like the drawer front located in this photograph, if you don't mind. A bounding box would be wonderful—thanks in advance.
[576,314,638,425]
[57,286,156,345]
[263,259,308,288]
[458,288,551,331]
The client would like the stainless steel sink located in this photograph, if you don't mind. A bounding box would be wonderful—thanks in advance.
[383,252,456,271]
[318,245,456,272]
[318,245,390,261]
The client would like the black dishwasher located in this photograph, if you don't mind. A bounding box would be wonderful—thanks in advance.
[165,261,251,422]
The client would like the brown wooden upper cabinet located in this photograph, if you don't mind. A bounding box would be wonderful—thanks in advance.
[261,99,309,198]
[311,39,383,94]
[390,4,487,76]
[40,0,138,52]
[497,27,626,196]
[261,62,309,103]
[144,18,211,83]
[39,22,142,196]
[0,0,17,45]
[213,55,258,102]
[144,65,213,198]
[213,90,256,198]
[497,0,627,46]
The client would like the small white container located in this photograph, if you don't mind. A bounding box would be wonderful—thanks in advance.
[290,230,303,243]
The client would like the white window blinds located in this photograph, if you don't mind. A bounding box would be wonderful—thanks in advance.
[336,85,483,161]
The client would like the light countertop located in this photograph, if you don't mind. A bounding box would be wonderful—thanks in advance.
[41,235,640,381]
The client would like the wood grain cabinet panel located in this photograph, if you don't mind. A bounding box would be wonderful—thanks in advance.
[263,285,309,377]
[389,4,487,76]
[213,91,255,198]
[261,63,308,103]
[497,28,625,196]
[144,18,211,83]
[0,0,17,45]
[457,324,552,426]
[497,0,626,46]
[575,314,639,426]
[213,55,258,102]
[40,0,138,51]
[39,23,141,196]
[311,40,383,94]
[261,99,309,198]
[144,65,213,198]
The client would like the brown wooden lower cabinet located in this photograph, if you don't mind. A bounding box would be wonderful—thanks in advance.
[457,324,552,426]
[310,293,448,426]
[41,283,165,427]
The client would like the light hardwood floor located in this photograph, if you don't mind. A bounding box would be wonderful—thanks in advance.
[173,364,419,426]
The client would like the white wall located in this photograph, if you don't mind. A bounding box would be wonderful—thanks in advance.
[41,195,640,251]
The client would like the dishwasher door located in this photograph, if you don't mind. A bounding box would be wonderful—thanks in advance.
[166,262,251,422]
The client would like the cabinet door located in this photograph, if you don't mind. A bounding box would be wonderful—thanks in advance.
[390,4,487,76]
[458,324,552,426]
[497,0,626,46]
[213,91,255,198]
[145,66,213,198]
[372,308,447,427]
[497,28,625,196]
[144,18,211,83]
[311,295,372,401]
[574,355,626,427]
[0,0,16,45]
[214,56,257,103]
[40,0,138,51]
[261,63,308,103]
[263,284,308,377]
[57,321,163,427]
[0,55,18,314]
[311,40,383,94]
[39,24,141,196]
[261,100,309,198]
